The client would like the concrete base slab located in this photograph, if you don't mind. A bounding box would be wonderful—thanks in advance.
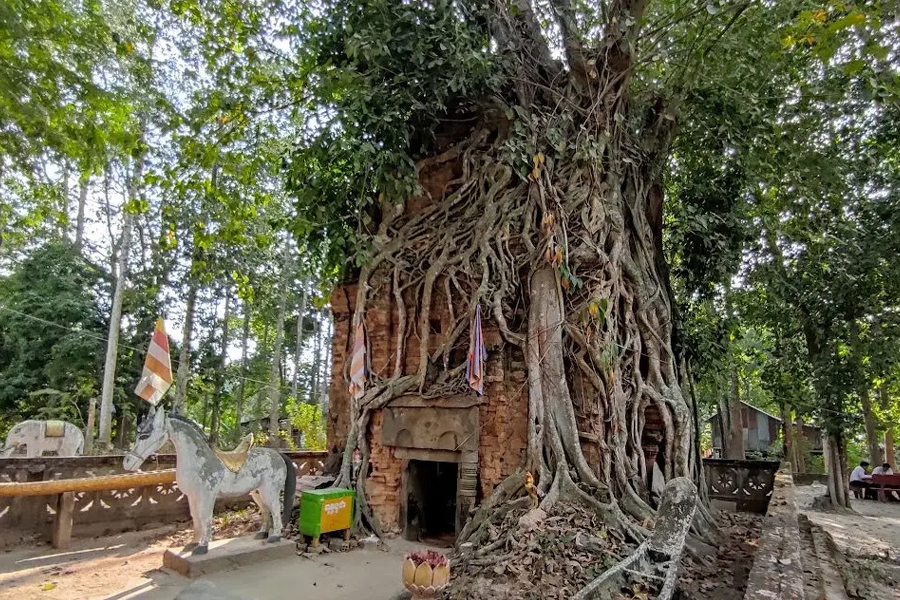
[175,580,250,600]
[163,537,296,578]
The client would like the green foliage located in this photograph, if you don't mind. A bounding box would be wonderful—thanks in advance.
[283,0,499,283]
[0,242,107,420]
[287,398,326,451]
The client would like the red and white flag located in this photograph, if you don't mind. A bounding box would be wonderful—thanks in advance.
[348,321,367,401]
[135,318,173,405]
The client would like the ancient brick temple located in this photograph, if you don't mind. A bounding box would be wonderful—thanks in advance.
[327,279,529,540]
[323,122,670,540]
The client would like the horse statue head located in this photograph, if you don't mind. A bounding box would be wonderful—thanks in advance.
[124,405,168,471]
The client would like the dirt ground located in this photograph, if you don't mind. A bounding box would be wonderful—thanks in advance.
[795,482,900,599]
[794,482,900,562]
[0,510,427,600]
[0,525,182,600]
[6,486,898,600]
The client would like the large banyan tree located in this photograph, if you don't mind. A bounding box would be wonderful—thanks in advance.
[284,0,820,539]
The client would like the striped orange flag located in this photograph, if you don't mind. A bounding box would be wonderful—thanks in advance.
[135,318,173,405]
[348,321,367,401]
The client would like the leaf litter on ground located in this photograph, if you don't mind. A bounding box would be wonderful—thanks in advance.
[444,501,638,600]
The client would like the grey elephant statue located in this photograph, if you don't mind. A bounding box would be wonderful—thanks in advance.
[1,420,85,458]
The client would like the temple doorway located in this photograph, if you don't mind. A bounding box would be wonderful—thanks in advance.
[404,460,458,546]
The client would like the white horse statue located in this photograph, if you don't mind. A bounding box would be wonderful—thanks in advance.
[123,406,296,555]
[1,420,84,457]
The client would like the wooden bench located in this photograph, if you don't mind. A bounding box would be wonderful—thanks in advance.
[870,474,900,502]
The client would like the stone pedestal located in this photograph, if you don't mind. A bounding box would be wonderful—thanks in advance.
[163,537,295,578]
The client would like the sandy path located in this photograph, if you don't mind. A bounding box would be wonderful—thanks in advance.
[0,526,178,600]
[794,482,900,562]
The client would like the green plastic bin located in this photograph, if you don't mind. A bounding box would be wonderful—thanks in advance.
[298,487,356,538]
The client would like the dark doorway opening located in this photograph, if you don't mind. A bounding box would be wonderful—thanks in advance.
[405,460,458,546]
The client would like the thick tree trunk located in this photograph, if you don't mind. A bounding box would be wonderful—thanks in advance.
[235,302,251,433]
[99,156,141,448]
[825,431,850,508]
[292,286,308,402]
[685,358,705,495]
[173,278,198,413]
[267,244,291,441]
[210,286,232,445]
[725,369,745,460]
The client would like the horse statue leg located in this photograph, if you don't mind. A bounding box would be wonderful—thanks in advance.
[250,490,272,540]
[182,497,203,552]
[257,479,284,543]
[189,490,217,555]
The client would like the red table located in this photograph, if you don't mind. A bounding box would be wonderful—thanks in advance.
[870,474,900,502]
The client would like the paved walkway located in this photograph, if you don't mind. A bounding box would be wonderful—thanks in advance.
[0,527,427,600]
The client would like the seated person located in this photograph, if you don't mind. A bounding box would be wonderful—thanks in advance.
[872,462,894,475]
[849,460,873,498]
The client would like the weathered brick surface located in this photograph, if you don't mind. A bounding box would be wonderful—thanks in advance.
[328,270,529,522]
[365,411,404,532]
[477,341,528,498]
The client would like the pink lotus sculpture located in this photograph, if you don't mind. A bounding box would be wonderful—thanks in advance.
[401,550,450,599]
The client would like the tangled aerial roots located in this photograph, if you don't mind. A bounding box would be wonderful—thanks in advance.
[331,113,698,536]
[448,499,639,600]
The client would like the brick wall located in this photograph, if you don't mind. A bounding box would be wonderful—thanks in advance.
[327,269,529,524]
[477,343,528,498]
[365,410,404,532]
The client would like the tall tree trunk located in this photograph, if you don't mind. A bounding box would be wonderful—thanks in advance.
[75,174,89,251]
[84,398,96,455]
[267,244,291,442]
[886,431,896,468]
[292,285,308,402]
[793,414,806,474]
[210,286,232,445]
[173,279,199,412]
[235,302,251,434]
[310,313,321,403]
[860,387,881,464]
[881,383,895,466]
[60,164,71,241]
[98,158,140,448]
[825,431,850,508]
[725,369,745,459]
[685,359,703,465]
[849,320,880,463]
[319,312,331,407]
[781,402,795,470]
